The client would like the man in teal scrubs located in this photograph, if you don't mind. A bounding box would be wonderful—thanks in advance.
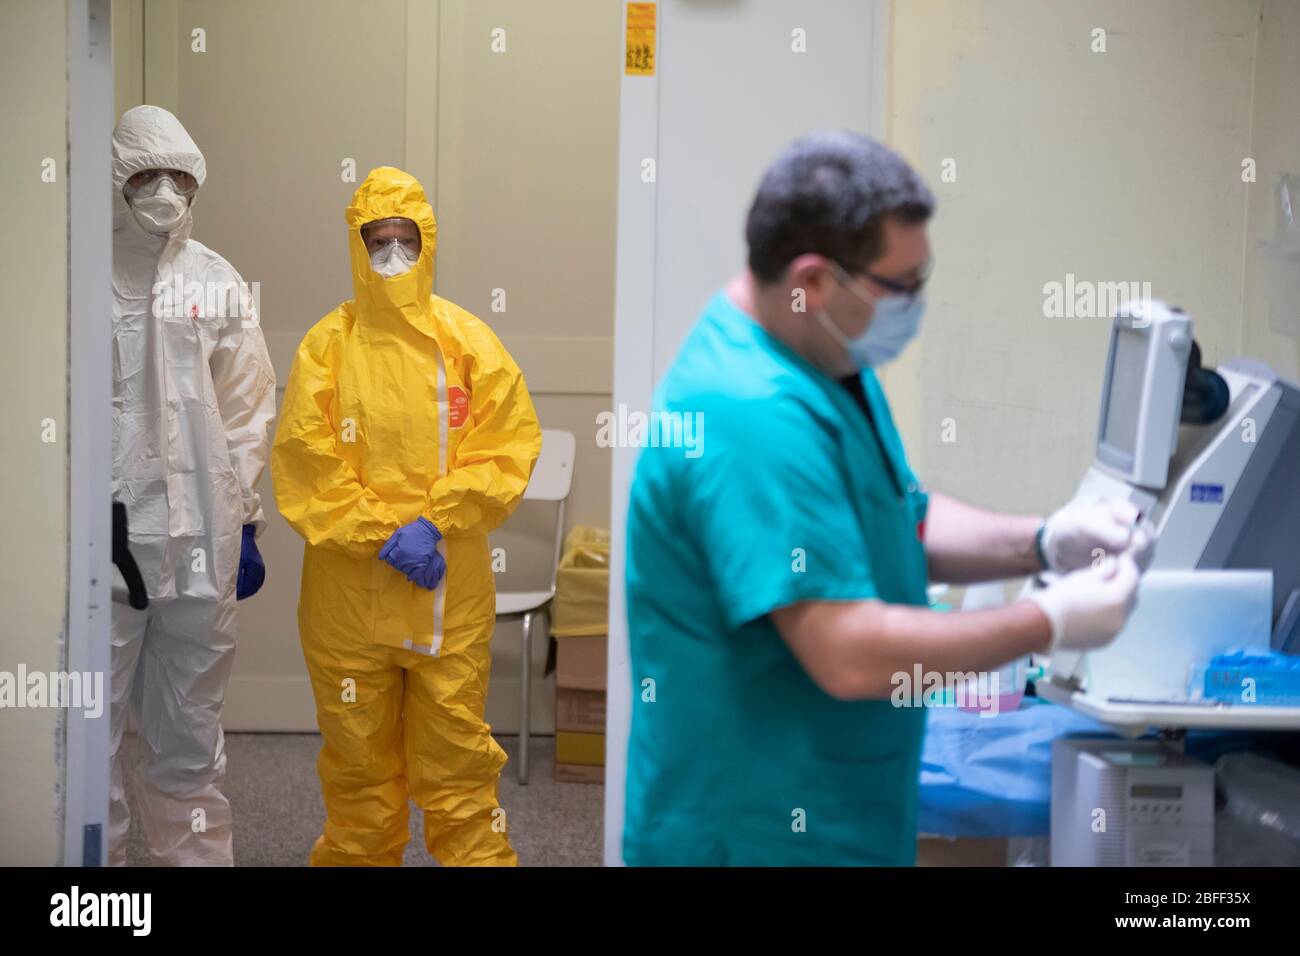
[623,132,1152,866]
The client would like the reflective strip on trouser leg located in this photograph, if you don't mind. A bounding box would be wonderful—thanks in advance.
[132,596,237,866]
[404,617,517,866]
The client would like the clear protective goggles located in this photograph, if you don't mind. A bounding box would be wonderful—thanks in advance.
[122,168,199,200]
[360,217,422,258]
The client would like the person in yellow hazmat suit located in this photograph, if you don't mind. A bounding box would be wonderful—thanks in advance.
[272,167,541,866]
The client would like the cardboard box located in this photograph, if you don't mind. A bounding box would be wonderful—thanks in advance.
[915,837,1008,867]
[555,730,604,767]
[555,687,606,733]
[555,634,607,691]
[555,763,604,784]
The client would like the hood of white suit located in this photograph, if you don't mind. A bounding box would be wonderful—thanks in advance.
[111,105,207,245]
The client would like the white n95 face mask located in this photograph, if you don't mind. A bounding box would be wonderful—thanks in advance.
[370,240,418,277]
[129,177,190,235]
[816,264,925,369]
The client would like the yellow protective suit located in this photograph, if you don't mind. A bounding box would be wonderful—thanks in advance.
[271,167,541,866]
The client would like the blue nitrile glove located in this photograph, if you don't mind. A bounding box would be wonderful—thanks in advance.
[236,524,265,600]
[409,549,447,591]
[379,516,443,586]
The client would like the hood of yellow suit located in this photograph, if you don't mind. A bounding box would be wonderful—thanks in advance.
[346,166,439,333]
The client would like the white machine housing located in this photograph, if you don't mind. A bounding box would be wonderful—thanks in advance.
[1079,351,1300,627]
[1051,739,1215,866]
[1094,300,1192,490]
[1037,300,1300,728]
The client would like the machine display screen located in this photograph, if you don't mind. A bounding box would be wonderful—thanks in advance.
[1101,326,1148,457]
[1131,784,1182,800]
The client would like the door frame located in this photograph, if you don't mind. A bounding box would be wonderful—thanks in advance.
[65,0,114,867]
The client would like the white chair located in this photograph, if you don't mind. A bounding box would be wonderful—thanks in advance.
[495,429,576,784]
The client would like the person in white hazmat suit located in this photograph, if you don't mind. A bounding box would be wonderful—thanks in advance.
[109,105,276,866]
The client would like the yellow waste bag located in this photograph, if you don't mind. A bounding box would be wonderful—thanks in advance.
[552,526,610,637]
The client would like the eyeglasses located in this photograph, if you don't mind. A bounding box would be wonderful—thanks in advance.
[123,168,199,198]
[859,256,934,298]
[828,257,933,309]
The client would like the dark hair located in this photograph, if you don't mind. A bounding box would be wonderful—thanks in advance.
[745,130,934,283]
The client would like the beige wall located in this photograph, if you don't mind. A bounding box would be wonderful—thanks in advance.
[0,0,69,865]
[885,0,1270,517]
[112,0,144,115]
[420,0,620,732]
[430,0,619,531]
[121,0,620,732]
[1242,0,1300,380]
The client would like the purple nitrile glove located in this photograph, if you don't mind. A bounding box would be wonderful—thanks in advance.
[236,524,265,600]
[379,516,443,587]
[408,549,447,591]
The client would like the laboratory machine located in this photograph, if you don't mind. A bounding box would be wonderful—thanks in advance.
[1050,738,1215,866]
[1037,299,1300,731]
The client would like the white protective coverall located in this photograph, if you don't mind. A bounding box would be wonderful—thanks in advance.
[109,106,276,866]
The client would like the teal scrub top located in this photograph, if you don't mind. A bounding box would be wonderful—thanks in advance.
[623,290,931,866]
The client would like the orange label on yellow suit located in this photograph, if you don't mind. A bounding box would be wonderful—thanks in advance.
[625,3,656,76]
[448,386,470,429]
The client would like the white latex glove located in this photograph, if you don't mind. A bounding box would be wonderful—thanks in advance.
[1127,522,1157,573]
[1025,552,1142,652]
[1041,498,1147,572]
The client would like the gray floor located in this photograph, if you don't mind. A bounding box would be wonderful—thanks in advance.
[121,733,604,866]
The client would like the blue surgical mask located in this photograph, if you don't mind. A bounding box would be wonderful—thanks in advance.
[815,264,926,368]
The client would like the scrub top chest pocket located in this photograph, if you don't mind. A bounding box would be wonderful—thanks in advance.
[839,409,931,606]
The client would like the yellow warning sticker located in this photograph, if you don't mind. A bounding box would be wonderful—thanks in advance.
[625,3,656,76]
